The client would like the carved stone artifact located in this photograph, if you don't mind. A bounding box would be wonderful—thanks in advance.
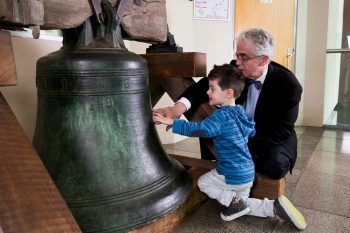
[0,0,167,43]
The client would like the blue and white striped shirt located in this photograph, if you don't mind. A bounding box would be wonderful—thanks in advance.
[173,105,256,185]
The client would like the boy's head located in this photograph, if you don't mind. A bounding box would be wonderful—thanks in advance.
[208,64,245,99]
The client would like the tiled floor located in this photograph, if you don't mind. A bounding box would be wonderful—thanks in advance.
[163,126,350,233]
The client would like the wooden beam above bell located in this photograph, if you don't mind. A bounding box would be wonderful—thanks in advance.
[0,30,17,86]
[140,52,207,78]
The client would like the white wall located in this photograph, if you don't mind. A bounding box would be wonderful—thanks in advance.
[129,0,234,71]
[0,37,62,140]
[294,0,308,126]
[167,0,234,73]
[297,0,329,126]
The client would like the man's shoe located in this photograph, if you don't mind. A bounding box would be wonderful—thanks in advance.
[274,195,306,230]
[220,199,251,221]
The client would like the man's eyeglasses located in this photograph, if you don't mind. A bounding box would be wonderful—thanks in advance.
[235,53,265,62]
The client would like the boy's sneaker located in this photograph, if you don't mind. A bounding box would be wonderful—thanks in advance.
[220,199,251,221]
[274,195,306,230]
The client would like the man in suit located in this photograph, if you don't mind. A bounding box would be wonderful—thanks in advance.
[154,28,303,180]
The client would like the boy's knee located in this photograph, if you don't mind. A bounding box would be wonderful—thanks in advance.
[197,174,206,190]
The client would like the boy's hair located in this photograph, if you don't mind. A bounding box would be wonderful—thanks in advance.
[208,64,245,99]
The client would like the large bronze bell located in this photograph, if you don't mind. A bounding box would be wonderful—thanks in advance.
[32,2,191,232]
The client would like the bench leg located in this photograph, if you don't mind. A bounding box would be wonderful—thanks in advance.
[250,173,286,200]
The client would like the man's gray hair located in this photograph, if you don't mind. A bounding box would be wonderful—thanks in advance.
[236,28,275,60]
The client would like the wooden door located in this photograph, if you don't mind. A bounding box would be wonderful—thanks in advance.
[234,0,296,71]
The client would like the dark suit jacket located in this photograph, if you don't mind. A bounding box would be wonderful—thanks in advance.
[180,61,303,171]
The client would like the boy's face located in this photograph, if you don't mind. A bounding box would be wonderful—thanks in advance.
[207,79,232,106]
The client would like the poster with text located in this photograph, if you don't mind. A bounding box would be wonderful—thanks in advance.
[194,0,230,21]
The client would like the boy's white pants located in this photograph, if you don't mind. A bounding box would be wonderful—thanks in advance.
[198,169,275,217]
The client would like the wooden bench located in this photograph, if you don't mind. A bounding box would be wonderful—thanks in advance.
[250,173,286,200]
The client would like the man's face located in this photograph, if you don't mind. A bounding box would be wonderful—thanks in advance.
[235,40,267,79]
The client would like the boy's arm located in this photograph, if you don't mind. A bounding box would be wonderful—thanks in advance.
[172,111,222,138]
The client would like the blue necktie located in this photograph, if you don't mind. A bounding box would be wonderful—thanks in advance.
[246,79,262,90]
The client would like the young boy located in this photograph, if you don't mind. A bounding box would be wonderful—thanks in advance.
[153,64,306,230]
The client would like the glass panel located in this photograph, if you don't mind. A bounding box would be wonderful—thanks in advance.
[324,0,350,129]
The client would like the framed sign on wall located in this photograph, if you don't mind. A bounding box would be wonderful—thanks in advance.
[194,0,230,21]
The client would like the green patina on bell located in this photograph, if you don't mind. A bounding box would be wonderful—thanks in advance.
[32,2,191,232]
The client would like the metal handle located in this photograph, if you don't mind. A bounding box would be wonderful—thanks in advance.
[287,48,293,69]
[91,0,104,23]
[326,49,350,53]
[115,0,128,26]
